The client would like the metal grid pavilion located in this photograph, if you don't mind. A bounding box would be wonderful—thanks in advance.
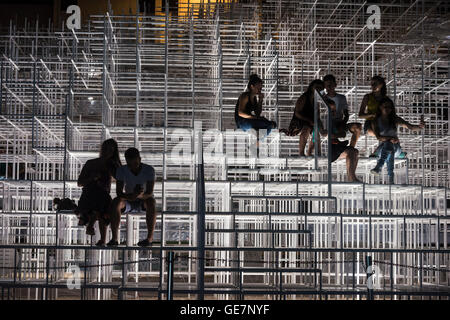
[0,0,449,300]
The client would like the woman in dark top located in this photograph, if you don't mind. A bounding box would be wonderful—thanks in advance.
[76,138,121,245]
[281,79,327,156]
[235,74,277,139]
[358,75,388,137]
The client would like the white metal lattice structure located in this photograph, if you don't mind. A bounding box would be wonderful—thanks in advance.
[0,0,449,300]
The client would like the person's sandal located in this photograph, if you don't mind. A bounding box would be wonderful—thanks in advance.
[137,239,152,247]
[86,225,95,236]
[107,239,119,247]
[95,240,105,247]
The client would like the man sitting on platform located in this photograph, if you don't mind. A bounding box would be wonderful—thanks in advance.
[326,99,361,183]
[108,148,156,247]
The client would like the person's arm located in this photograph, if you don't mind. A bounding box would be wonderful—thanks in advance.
[238,94,257,119]
[358,94,375,120]
[138,180,155,200]
[254,93,264,117]
[395,115,425,131]
[116,180,141,201]
[294,95,314,125]
[342,97,350,124]
[77,160,98,187]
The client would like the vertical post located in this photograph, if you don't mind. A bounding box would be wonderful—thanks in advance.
[421,45,425,212]
[191,16,195,128]
[393,48,397,106]
[275,53,279,126]
[246,39,251,78]
[365,255,373,300]
[30,57,37,245]
[159,0,169,299]
[167,251,174,300]
[313,91,319,170]
[135,8,141,144]
[121,248,125,299]
[0,61,3,114]
[327,96,332,197]
[195,121,205,300]
[218,41,223,131]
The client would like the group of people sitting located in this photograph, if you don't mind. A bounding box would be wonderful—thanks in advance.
[76,141,156,247]
[76,73,424,244]
[235,73,425,184]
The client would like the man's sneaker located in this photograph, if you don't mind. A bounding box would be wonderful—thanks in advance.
[137,239,152,247]
[370,168,380,176]
[107,239,118,247]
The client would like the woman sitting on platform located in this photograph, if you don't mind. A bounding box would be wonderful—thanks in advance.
[280,79,327,156]
[235,74,277,139]
[76,138,121,245]
[358,75,389,140]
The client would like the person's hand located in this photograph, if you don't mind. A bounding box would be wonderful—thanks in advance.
[419,115,425,129]
[258,92,264,102]
[128,185,142,201]
[133,184,143,194]
[135,190,145,200]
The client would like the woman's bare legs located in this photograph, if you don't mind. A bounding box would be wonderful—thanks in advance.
[299,126,312,156]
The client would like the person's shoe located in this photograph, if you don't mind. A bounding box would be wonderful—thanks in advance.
[95,240,105,247]
[396,151,407,159]
[86,225,95,236]
[107,239,118,247]
[137,239,152,247]
[370,168,380,176]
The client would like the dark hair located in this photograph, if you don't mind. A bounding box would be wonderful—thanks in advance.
[246,74,263,92]
[125,147,140,160]
[304,79,324,100]
[377,97,397,129]
[371,75,387,97]
[323,74,336,83]
[100,138,121,169]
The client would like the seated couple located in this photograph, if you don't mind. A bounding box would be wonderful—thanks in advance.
[77,142,156,247]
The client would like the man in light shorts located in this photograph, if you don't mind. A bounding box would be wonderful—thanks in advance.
[323,74,362,147]
[108,147,156,247]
